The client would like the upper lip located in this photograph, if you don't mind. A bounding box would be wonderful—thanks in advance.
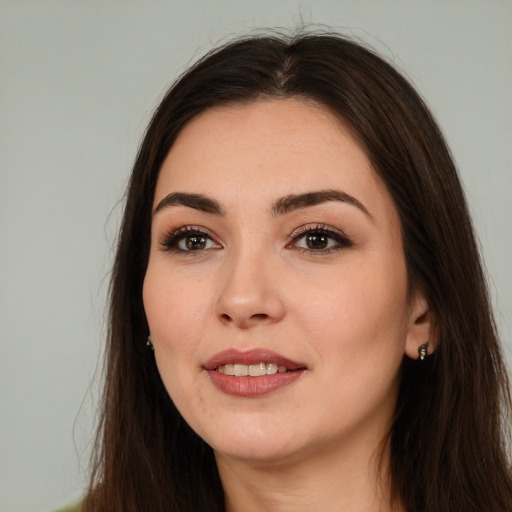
[203,348,306,371]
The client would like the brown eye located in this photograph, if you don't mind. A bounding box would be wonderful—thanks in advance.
[290,226,353,254]
[305,233,329,250]
[177,233,219,251]
[184,235,207,250]
[160,226,221,253]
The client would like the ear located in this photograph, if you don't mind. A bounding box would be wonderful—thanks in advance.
[404,291,439,360]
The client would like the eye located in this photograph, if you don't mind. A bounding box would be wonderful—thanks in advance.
[177,234,216,251]
[289,225,353,254]
[159,226,221,253]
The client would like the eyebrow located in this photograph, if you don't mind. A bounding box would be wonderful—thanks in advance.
[272,189,372,219]
[154,192,224,216]
[153,189,371,220]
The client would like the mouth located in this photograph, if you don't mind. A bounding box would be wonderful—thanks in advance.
[204,349,307,397]
[204,348,306,374]
[216,362,290,376]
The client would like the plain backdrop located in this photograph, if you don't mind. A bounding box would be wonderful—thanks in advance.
[1,1,511,510]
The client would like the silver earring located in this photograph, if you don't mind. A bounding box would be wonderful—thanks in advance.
[418,342,429,361]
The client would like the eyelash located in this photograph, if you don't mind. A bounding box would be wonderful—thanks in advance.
[158,226,220,255]
[158,224,353,255]
[287,224,353,255]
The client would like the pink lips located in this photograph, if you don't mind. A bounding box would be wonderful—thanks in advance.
[204,349,307,398]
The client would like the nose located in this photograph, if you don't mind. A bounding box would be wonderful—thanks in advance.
[214,248,286,329]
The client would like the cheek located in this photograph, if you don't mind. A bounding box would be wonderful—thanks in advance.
[143,265,211,357]
[297,260,409,360]
[142,266,212,418]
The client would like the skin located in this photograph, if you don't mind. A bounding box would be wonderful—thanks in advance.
[143,99,435,512]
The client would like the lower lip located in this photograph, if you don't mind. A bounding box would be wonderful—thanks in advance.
[207,369,305,398]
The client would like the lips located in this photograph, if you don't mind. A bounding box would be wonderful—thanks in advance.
[204,349,307,398]
[204,348,305,371]
[217,362,288,376]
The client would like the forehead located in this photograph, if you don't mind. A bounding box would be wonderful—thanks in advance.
[154,98,396,221]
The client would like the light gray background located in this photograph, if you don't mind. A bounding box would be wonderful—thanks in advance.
[1,1,511,511]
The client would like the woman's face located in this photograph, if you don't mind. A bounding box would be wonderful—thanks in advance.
[143,99,429,466]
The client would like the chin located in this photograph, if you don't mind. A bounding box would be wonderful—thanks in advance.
[204,423,302,466]
[213,442,299,467]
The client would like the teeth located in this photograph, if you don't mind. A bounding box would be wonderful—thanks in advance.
[234,364,248,376]
[223,364,235,376]
[249,362,266,377]
[217,362,289,377]
[266,363,277,374]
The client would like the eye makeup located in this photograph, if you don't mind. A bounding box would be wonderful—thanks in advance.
[157,221,353,257]
[158,225,220,254]
[287,223,354,255]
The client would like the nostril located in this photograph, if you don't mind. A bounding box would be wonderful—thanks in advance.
[250,313,269,321]
[217,311,271,327]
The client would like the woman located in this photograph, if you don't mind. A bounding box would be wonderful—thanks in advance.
[82,33,512,511]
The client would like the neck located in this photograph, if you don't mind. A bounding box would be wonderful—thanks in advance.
[215,434,402,512]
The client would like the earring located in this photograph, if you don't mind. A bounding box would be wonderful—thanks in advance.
[418,342,429,361]
[146,336,154,351]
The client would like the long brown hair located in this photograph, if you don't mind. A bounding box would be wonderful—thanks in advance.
[83,32,512,511]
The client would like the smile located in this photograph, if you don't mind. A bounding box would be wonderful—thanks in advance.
[216,363,289,376]
[204,349,306,397]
